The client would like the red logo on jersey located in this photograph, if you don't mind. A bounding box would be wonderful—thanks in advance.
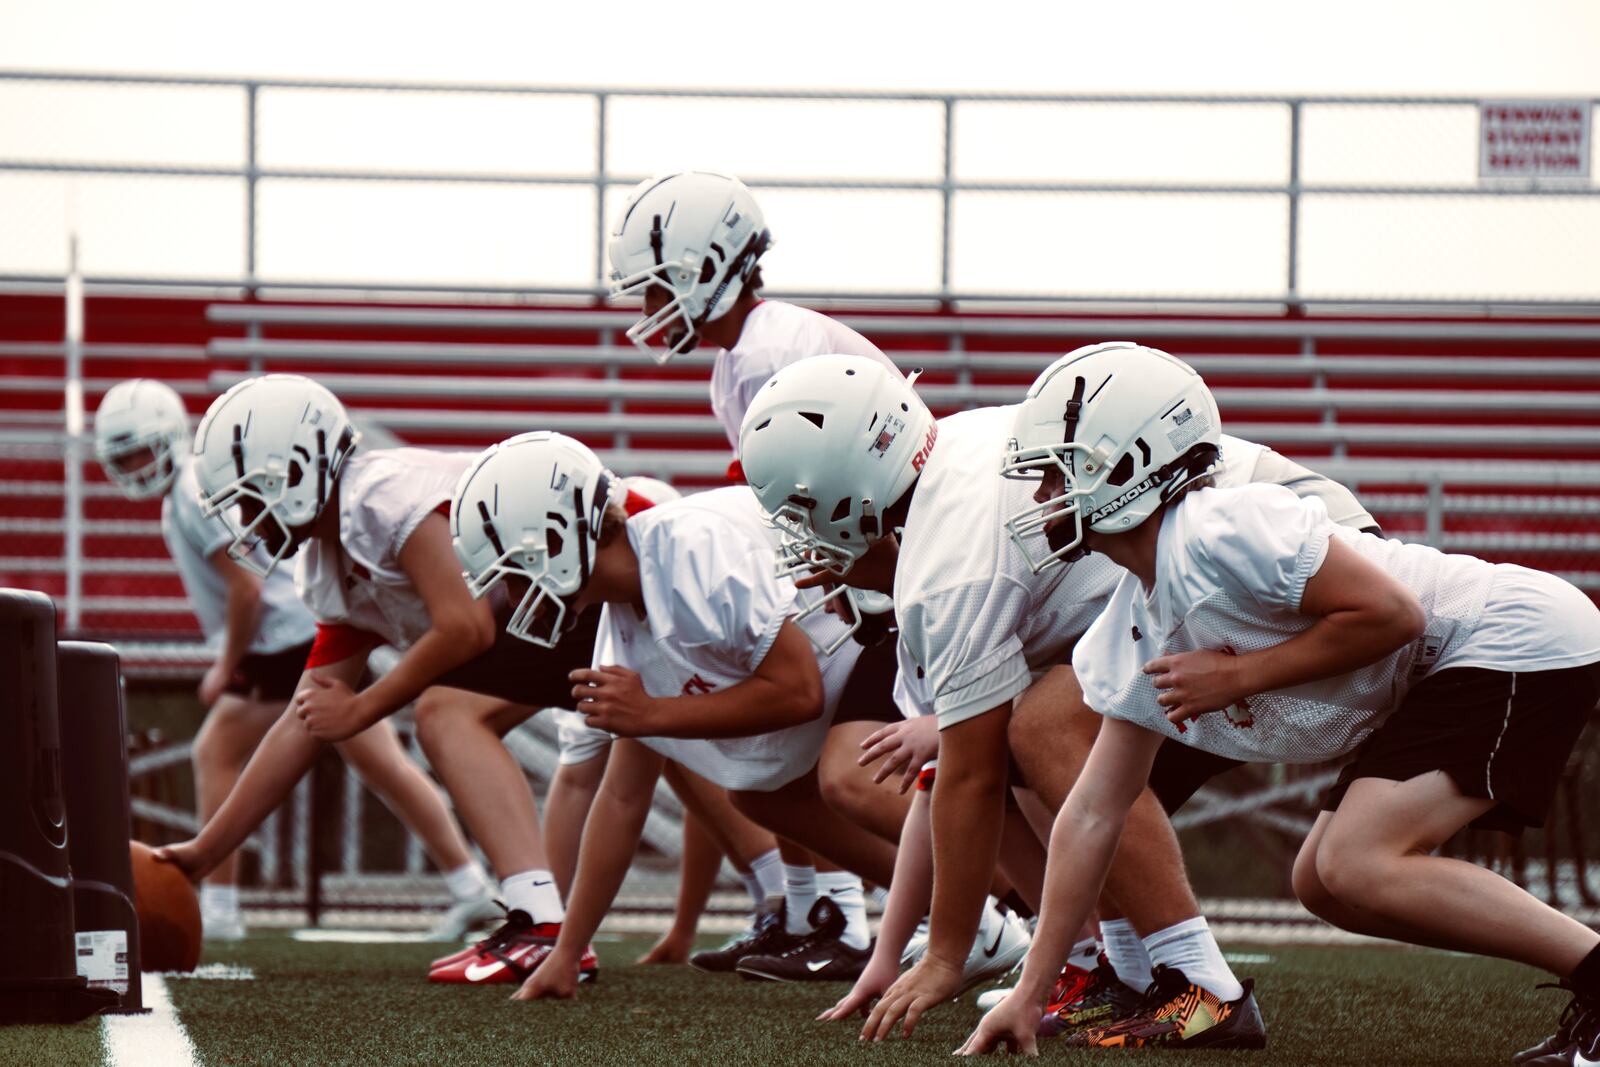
[1218,645,1254,728]
[911,422,939,472]
[682,674,716,696]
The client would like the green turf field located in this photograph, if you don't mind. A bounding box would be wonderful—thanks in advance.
[0,933,1571,1066]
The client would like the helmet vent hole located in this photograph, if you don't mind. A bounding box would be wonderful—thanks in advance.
[830,498,852,523]
[900,403,909,412]
[753,418,771,432]
[1136,438,1152,466]
[698,258,717,284]
[800,411,825,429]
[845,369,856,376]
[1106,454,1136,487]
[287,462,303,488]
[546,529,565,558]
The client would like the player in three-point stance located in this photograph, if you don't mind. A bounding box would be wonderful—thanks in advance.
[959,344,1600,1063]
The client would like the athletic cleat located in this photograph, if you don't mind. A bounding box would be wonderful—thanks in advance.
[425,891,503,943]
[977,985,1013,1012]
[1063,965,1266,1050]
[1038,955,1143,1037]
[957,907,1031,995]
[734,898,871,983]
[1517,985,1596,1064]
[689,899,805,973]
[428,910,597,985]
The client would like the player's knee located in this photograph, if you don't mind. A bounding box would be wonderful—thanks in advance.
[1313,830,1383,906]
[412,689,453,751]
[818,759,866,816]
[1291,845,1338,916]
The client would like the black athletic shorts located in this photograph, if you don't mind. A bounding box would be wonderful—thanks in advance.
[1148,740,1245,815]
[832,635,902,726]
[224,640,313,701]
[1322,662,1600,833]
[430,606,603,710]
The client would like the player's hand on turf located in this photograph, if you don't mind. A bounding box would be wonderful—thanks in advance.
[569,665,659,737]
[198,662,230,708]
[153,839,211,882]
[817,953,898,1021]
[857,716,938,793]
[861,954,962,1041]
[512,953,580,1001]
[636,929,693,965]
[1143,649,1246,727]
[292,674,367,741]
[954,991,1044,1056]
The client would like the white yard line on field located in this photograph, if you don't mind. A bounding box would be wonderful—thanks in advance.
[103,974,200,1067]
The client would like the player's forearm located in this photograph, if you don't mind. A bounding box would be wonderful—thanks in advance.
[190,709,321,873]
[554,785,653,957]
[873,792,934,963]
[1011,793,1127,1008]
[926,762,1006,968]
[1236,606,1423,698]
[648,676,819,739]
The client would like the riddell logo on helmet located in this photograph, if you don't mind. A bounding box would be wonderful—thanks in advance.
[911,423,939,472]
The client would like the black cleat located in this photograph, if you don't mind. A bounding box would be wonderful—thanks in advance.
[1517,984,1597,1064]
[689,899,804,974]
[1520,987,1600,1066]
[734,898,871,983]
[1064,965,1267,1050]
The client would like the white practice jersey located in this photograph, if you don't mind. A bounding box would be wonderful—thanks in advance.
[295,448,473,650]
[592,486,861,791]
[1075,484,1600,764]
[899,423,1373,730]
[553,475,683,766]
[711,300,899,454]
[163,458,316,655]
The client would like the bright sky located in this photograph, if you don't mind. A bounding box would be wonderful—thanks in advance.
[1,0,1597,300]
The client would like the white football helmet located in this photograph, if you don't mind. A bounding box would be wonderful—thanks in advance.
[608,171,772,363]
[192,374,359,577]
[1002,342,1222,573]
[93,379,190,499]
[451,431,617,648]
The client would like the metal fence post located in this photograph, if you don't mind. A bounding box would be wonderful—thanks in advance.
[63,235,84,633]
[594,92,608,290]
[1286,99,1302,309]
[245,83,263,371]
[940,97,955,302]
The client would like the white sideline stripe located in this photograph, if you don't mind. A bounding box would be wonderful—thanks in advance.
[103,974,200,1067]
[291,928,440,944]
[162,964,256,981]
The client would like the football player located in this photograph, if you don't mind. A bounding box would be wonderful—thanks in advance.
[153,375,649,983]
[94,379,493,942]
[452,431,923,991]
[739,352,1379,1047]
[959,344,1600,1062]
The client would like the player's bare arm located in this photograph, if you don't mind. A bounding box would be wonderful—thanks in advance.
[957,717,1163,1056]
[295,514,496,741]
[856,715,938,793]
[199,547,264,706]
[570,620,823,739]
[516,739,668,1001]
[1146,537,1426,726]
[862,702,1011,1042]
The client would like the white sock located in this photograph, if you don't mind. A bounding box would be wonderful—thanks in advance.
[816,870,870,951]
[1068,936,1099,973]
[501,869,564,925]
[1143,916,1243,1002]
[1100,918,1153,993]
[870,886,890,909]
[783,863,819,935]
[741,872,765,909]
[200,883,239,918]
[441,860,491,903]
[750,848,784,898]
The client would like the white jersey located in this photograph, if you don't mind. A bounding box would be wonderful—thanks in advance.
[1074,483,1600,764]
[162,458,316,655]
[553,475,683,766]
[711,301,899,453]
[899,423,1373,730]
[295,448,473,650]
[591,486,861,791]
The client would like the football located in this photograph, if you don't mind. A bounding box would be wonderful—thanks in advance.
[129,841,202,973]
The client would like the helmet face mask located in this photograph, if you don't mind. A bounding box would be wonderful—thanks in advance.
[608,171,771,364]
[452,431,615,650]
[1000,342,1224,575]
[97,436,177,498]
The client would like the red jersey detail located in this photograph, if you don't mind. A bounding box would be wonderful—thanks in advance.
[623,489,655,517]
[726,458,745,482]
[305,623,381,669]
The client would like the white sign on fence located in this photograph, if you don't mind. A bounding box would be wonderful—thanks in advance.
[1480,100,1591,179]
